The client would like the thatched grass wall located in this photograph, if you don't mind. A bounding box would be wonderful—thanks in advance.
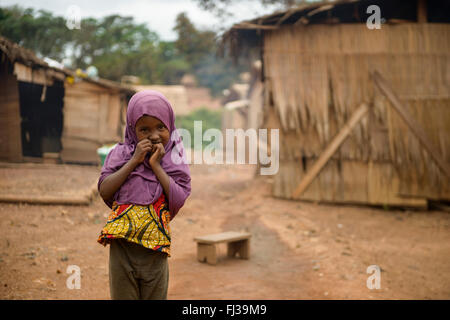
[263,23,450,204]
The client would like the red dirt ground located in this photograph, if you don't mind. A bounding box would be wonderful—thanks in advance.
[0,163,449,299]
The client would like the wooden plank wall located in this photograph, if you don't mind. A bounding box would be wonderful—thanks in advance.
[0,61,22,162]
[61,81,123,164]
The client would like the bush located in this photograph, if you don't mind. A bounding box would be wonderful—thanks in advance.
[175,107,222,149]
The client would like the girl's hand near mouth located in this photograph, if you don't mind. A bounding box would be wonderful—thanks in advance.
[149,142,170,199]
[132,139,153,164]
[149,143,165,167]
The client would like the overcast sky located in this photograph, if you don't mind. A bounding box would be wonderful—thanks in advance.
[0,0,283,40]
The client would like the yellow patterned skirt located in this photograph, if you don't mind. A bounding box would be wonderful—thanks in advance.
[97,193,171,256]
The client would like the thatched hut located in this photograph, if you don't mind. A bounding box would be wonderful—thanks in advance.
[222,0,450,207]
[0,36,134,164]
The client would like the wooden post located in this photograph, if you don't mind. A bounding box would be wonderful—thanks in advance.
[238,240,250,259]
[417,0,427,23]
[372,71,450,178]
[227,240,250,259]
[292,103,369,198]
[197,243,217,265]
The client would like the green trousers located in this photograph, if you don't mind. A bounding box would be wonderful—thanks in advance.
[109,238,169,300]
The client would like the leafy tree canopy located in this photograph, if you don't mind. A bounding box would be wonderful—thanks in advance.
[0,6,246,96]
[193,0,317,19]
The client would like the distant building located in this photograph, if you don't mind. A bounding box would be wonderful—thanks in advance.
[180,74,197,88]
[133,74,221,116]
[133,85,191,116]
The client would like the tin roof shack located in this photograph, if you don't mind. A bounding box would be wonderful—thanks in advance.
[0,37,134,164]
[222,0,450,207]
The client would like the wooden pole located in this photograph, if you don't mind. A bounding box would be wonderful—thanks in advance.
[0,182,98,205]
[292,103,369,198]
[0,195,92,205]
[372,71,450,178]
[417,0,427,23]
[232,22,278,30]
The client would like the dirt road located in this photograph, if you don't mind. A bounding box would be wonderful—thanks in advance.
[0,163,449,299]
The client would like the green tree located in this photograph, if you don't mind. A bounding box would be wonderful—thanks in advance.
[173,12,215,69]
[0,6,71,60]
[0,5,247,93]
[69,15,160,72]
[175,108,223,150]
[173,12,246,96]
[154,41,190,85]
[193,0,322,18]
[0,6,163,83]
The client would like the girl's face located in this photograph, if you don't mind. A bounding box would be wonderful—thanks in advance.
[135,115,170,146]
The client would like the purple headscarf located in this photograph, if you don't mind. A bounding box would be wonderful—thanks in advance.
[98,90,191,219]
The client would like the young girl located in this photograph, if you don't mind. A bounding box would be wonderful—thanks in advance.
[97,90,191,300]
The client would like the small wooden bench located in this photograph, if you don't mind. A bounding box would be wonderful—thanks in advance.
[194,231,251,265]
